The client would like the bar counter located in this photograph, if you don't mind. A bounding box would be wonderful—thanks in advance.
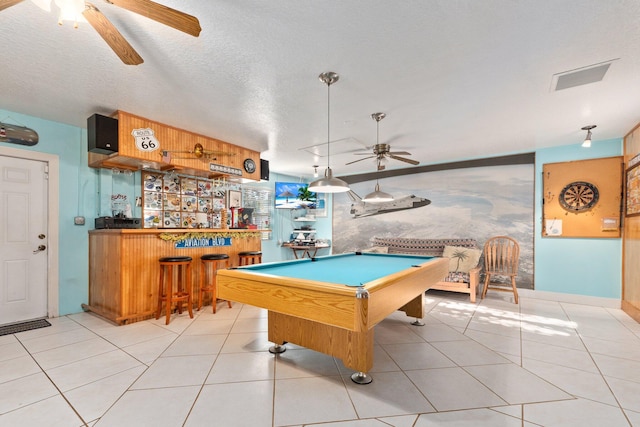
[84,228,263,325]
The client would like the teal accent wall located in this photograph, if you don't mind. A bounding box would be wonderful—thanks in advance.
[247,172,333,263]
[0,108,623,317]
[535,139,623,298]
[1,109,97,315]
[0,110,331,315]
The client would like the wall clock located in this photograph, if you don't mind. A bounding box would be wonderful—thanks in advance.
[559,181,599,212]
[243,158,256,173]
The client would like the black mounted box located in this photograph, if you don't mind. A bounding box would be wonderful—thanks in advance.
[88,114,118,154]
[260,159,269,181]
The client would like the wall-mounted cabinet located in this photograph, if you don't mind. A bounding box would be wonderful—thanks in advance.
[88,111,261,181]
[542,156,623,238]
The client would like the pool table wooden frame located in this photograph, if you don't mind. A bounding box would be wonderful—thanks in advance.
[216,253,448,383]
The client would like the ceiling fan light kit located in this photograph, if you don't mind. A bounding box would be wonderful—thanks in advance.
[346,112,419,171]
[308,71,351,193]
[1,0,202,65]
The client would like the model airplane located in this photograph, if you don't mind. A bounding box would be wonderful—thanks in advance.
[346,191,431,218]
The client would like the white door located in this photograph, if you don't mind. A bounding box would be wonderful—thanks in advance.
[0,156,48,325]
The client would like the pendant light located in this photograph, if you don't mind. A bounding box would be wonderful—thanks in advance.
[308,72,350,193]
[362,113,393,203]
[581,125,596,148]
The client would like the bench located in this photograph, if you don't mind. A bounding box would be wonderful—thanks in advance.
[370,237,481,303]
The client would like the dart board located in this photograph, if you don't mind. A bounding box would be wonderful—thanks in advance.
[558,181,599,212]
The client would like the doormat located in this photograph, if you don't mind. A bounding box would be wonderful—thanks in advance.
[0,319,51,337]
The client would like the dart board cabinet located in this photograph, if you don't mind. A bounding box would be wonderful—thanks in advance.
[542,156,623,238]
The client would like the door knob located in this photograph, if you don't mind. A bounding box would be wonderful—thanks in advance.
[33,245,46,254]
[38,234,46,239]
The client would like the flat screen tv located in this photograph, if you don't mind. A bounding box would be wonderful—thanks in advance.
[274,182,316,209]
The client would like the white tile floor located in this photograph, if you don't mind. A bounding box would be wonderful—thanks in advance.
[1,290,640,427]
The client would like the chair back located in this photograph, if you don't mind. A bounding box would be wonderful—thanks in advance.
[483,236,519,276]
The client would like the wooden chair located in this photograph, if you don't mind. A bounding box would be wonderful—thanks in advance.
[481,236,520,304]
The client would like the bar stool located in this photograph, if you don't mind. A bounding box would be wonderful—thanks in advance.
[199,253,232,313]
[155,256,194,325]
[238,251,262,266]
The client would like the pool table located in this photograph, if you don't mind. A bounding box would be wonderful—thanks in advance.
[216,252,448,384]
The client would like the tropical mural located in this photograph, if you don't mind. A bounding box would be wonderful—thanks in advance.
[332,163,534,288]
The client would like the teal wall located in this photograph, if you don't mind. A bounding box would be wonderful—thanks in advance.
[534,139,623,298]
[246,172,333,263]
[0,108,624,317]
[0,110,332,315]
[1,109,96,315]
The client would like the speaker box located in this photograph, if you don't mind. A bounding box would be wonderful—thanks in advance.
[260,159,269,181]
[88,114,118,154]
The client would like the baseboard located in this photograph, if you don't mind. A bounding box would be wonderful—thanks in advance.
[518,288,621,309]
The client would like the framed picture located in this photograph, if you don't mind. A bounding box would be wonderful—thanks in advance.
[626,162,640,217]
[308,194,327,217]
[274,182,316,209]
[228,190,242,208]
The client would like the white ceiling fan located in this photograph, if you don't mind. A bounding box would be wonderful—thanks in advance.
[346,112,419,171]
[0,0,201,65]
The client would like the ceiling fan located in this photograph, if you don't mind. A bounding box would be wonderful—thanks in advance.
[346,112,420,171]
[0,0,201,65]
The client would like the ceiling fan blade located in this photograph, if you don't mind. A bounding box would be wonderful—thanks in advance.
[83,3,144,65]
[389,155,420,165]
[0,0,25,12]
[345,156,375,165]
[107,0,202,37]
[387,151,411,156]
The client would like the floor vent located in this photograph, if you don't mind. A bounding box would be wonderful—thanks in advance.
[0,319,51,337]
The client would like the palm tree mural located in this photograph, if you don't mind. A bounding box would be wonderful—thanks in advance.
[451,248,469,272]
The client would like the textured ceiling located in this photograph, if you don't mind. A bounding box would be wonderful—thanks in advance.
[1,1,640,179]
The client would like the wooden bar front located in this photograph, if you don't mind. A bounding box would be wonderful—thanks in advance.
[85,229,262,325]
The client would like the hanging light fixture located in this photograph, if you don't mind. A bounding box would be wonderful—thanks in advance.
[363,176,393,203]
[581,125,596,147]
[308,72,350,193]
[362,113,393,203]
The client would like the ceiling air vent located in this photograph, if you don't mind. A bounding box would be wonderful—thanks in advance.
[551,59,618,91]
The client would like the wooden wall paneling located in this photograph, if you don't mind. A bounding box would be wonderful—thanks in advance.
[85,230,262,324]
[542,156,623,238]
[113,111,260,180]
[623,126,640,322]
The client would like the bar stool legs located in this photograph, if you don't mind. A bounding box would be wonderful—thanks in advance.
[199,254,231,313]
[156,256,194,325]
[238,251,262,266]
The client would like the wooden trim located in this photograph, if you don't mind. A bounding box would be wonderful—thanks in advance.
[622,300,640,323]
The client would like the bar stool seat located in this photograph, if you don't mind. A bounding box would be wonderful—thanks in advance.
[199,253,232,313]
[155,256,193,325]
[238,251,262,266]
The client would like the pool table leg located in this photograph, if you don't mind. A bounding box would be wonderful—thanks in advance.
[267,311,375,383]
[269,343,286,354]
[351,372,373,385]
[399,294,425,326]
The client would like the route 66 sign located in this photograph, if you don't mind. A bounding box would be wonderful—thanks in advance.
[132,128,160,152]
